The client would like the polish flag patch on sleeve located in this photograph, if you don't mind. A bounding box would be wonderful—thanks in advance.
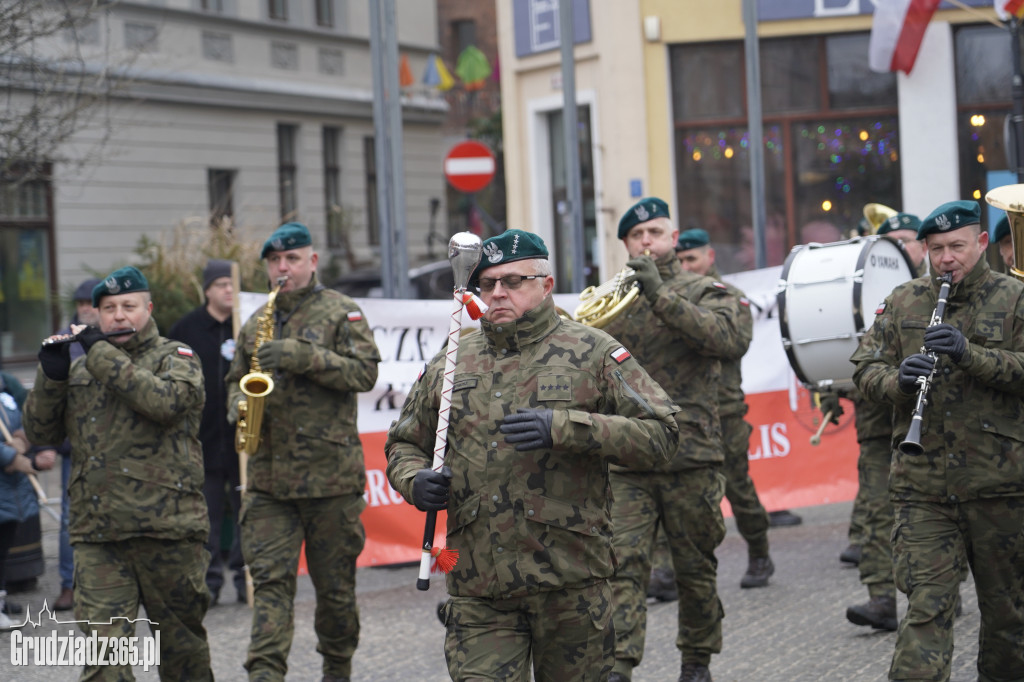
[611,347,631,364]
[177,347,194,357]
[347,311,363,322]
[875,302,886,315]
[739,297,750,307]
[713,281,727,289]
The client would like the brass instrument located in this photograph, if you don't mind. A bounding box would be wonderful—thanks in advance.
[863,203,898,234]
[573,249,650,328]
[235,277,286,456]
[898,272,953,456]
[985,184,1024,281]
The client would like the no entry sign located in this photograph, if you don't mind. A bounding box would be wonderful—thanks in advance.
[444,140,496,193]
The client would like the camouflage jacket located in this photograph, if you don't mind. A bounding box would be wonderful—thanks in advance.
[385,298,679,599]
[852,257,1024,502]
[23,319,208,543]
[707,265,753,418]
[226,276,380,499]
[603,254,743,469]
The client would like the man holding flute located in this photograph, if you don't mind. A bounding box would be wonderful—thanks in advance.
[852,200,1024,681]
[385,229,680,681]
[23,265,214,679]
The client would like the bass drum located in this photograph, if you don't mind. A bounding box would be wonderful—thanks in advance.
[778,235,915,391]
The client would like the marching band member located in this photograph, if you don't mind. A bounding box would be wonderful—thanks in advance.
[852,201,1024,681]
[386,229,679,681]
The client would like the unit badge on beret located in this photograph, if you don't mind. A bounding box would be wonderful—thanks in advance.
[936,214,951,230]
[105,276,120,294]
[634,205,650,222]
[272,238,285,251]
[483,242,502,264]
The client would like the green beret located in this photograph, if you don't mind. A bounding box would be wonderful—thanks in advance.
[876,212,922,237]
[676,228,710,252]
[473,229,548,280]
[918,200,981,239]
[994,215,1011,244]
[618,197,670,239]
[261,222,312,259]
[92,266,149,307]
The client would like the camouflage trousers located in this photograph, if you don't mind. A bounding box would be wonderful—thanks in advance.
[73,538,212,681]
[855,437,894,598]
[440,580,614,681]
[609,466,726,677]
[650,416,767,573]
[240,492,366,682]
[890,498,1024,682]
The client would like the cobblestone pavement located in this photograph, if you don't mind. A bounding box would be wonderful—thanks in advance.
[1,498,982,681]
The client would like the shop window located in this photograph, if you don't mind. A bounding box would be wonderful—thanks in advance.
[670,43,744,121]
[761,37,820,114]
[826,33,897,110]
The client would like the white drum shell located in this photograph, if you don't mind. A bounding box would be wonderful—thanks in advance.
[778,236,914,390]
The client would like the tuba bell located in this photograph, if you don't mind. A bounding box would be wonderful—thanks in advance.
[573,249,652,328]
[985,184,1024,282]
[863,203,898,234]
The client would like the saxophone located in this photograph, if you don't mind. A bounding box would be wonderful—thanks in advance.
[235,277,286,456]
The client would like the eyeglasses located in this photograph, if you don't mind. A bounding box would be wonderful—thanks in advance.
[476,274,543,293]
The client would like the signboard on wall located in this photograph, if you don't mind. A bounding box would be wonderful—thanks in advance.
[757,0,992,22]
[512,0,592,58]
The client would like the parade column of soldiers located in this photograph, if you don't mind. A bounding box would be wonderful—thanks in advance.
[386,229,680,681]
[602,198,745,682]
[225,222,381,682]
[852,200,1024,681]
[24,267,215,680]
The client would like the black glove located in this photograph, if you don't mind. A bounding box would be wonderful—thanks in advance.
[256,339,311,373]
[76,326,106,353]
[898,353,935,394]
[38,342,71,381]
[626,256,663,303]
[411,466,453,512]
[500,408,554,451]
[923,323,967,363]
[818,392,843,425]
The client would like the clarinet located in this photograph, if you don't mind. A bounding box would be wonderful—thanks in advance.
[898,272,954,456]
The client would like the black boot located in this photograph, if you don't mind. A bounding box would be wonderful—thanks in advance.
[846,595,897,631]
[647,567,678,602]
[678,662,712,682]
[768,509,802,527]
[839,543,862,566]
[740,556,774,588]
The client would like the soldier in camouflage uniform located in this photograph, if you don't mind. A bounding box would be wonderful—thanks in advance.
[24,266,214,681]
[827,213,929,632]
[852,200,1024,681]
[603,199,743,682]
[386,229,680,682]
[226,223,381,682]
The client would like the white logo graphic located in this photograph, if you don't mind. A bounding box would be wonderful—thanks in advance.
[9,601,161,671]
[104,276,120,295]
[935,214,951,230]
[483,242,503,264]
[634,205,650,222]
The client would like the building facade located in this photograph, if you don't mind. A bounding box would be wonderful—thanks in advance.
[496,0,1012,290]
[1,0,446,363]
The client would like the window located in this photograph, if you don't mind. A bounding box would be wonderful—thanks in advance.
[200,0,224,11]
[0,167,56,362]
[363,136,379,246]
[453,19,477,55]
[323,127,342,249]
[670,33,901,273]
[315,0,334,28]
[125,22,158,52]
[269,0,287,20]
[208,169,235,224]
[277,124,298,221]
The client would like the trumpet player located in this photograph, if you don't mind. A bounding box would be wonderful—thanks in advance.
[603,198,746,682]
[23,266,214,679]
[852,201,1024,682]
[225,222,380,682]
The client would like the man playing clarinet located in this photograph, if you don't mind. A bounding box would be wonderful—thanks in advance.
[852,200,1024,681]
[385,229,680,681]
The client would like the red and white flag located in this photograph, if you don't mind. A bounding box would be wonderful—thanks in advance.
[996,0,1024,20]
[868,0,941,74]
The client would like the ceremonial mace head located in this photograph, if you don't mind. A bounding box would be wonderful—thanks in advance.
[449,232,483,293]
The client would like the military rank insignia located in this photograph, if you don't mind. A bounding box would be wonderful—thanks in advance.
[611,347,631,364]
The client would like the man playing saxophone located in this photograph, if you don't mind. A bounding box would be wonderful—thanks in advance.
[852,200,1024,682]
[226,222,381,682]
